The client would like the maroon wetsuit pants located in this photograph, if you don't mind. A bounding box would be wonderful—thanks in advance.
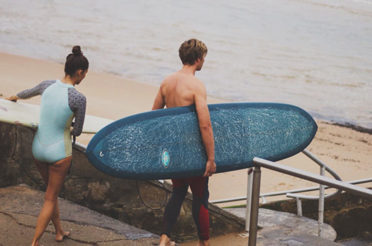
[162,176,209,240]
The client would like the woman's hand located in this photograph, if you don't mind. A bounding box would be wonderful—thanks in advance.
[5,95,19,102]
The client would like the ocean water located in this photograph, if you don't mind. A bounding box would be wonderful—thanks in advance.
[1,0,371,130]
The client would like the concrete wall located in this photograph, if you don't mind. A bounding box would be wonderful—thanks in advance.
[0,122,244,242]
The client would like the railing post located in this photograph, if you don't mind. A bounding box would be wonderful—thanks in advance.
[248,166,261,246]
[318,166,325,237]
[245,168,254,231]
[296,197,303,216]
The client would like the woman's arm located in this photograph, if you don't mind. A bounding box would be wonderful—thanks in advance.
[68,88,87,137]
[6,80,55,102]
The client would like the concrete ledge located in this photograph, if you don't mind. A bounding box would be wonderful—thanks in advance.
[225,207,341,245]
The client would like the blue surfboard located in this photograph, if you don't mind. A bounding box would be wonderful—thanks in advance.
[86,103,317,180]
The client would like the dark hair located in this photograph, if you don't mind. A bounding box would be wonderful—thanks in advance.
[179,39,208,65]
[64,46,89,76]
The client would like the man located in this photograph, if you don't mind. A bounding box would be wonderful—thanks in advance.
[152,38,216,246]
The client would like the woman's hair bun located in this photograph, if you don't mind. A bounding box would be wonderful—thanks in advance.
[72,45,82,56]
[65,45,89,76]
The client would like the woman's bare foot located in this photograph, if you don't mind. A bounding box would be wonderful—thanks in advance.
[31,240,44,246]
[31,240,39,246]
[55,231,70,242]
[159,234,176,246]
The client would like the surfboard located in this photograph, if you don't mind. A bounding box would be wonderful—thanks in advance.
[0,98,113,134]
[86,103,318,180]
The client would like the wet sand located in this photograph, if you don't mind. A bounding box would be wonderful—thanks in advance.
[1,52,371,244]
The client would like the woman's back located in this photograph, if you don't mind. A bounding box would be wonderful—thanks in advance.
[38,80,74,146]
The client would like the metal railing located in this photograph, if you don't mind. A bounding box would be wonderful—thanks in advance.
[212,150,343,206]
[211,177,372,204]
[247,157,372,246]
[211,149,372,236]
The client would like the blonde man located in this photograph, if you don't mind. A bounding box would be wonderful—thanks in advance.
[153,39,216,246]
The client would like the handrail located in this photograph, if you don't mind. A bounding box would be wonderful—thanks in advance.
[211,177,372,204]
[291,149,342,201]
[211,149,349,204]
[302,149,342,181]
[248,158,372,246]
[253,157,372,198]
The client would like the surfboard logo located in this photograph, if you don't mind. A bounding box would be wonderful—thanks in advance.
[162,150,170,168]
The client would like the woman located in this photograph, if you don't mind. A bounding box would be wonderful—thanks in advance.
[6,46,89,246]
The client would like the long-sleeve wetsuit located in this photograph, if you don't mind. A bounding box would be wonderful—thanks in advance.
[17,80,86,163]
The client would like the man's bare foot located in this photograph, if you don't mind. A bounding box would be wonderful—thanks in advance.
[159,234,176,246]
[198,239,209,246]
[55,231,70,242]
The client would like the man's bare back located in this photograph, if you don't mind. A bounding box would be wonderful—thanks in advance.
[154,69,206,109]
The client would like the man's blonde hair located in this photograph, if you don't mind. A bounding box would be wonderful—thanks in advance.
[179,39,208,65]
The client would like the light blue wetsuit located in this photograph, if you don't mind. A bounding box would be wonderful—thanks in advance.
[17,80,86,163]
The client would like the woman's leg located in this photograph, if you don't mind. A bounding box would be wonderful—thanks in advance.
[31,157,71,246]
[34,160,70,241]
[51,200,71,241]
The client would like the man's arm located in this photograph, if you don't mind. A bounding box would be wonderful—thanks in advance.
[152,87,165,110]
[194,84,216,177]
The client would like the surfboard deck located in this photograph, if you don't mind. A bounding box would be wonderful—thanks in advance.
[0,98,113,134]
[86,103,318,180]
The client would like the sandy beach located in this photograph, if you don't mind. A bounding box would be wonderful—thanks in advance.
[1,51,371,200]
[1,52,371,244]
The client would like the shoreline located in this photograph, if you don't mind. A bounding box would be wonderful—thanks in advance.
[1,51,371,205]
[325,121,372,135]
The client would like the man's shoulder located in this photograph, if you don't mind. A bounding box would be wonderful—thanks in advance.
[190,77,205,90]
[164,72,181,81]
[161,73,176,85]
[162,72,204,90]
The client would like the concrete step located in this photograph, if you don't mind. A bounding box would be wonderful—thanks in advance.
[224,207,342,246]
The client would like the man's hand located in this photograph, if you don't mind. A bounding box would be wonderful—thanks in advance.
[203,159,216,177]
[5,95,18,102]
